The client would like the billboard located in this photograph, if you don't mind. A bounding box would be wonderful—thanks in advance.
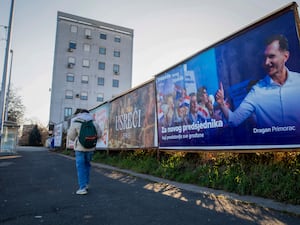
[108,81,157,149]
[90,103,110,149]
[54,122,63,147]
[155,3,300,149]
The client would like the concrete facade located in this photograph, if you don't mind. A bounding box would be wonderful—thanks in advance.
[49,11,133,124]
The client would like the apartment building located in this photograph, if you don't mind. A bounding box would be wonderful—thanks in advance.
[49,11,134,124]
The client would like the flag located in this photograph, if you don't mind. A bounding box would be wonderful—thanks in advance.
[179,96,190,108]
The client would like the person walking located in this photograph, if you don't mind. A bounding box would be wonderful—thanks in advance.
[68,109,102,195]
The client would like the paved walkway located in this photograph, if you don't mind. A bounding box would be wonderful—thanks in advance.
[45,146,300,217]
[0,146,299,225]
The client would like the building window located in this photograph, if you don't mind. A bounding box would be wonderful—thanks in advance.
[65,90,73,99]
[113,50,120,57]
[81,75,89,84]
[68,57,76,68]
[80,92,88,100]
[114,36,121,43]
[68,41,76,52]
[112,79,119,88]
[85,28,92,39]
[66,73,74,82]
[83,44,90,52]
[64,107,73,119]
[70,25,77,33]
[82,59,90,68]
[68,57,75,64]
[113,64,120,75]
[98,77,104,86]
[97,93,104,102]
[100,33,107,40]
[99,47,106,55]
[98,62,105,70]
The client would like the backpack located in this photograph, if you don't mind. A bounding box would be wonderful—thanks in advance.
[76,120,98,148]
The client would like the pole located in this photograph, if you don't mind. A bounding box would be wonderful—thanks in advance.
[4,49,13,121]
[0,0,15,144]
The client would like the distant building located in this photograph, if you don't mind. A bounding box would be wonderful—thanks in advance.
[49,11,134,124]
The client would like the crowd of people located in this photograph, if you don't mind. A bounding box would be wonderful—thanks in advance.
[158,85,224,127]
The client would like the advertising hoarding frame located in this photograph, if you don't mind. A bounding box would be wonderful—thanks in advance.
[108,79,158,150]
[53,122,63,148]
[155,2,300,151]
[90,102,110,150]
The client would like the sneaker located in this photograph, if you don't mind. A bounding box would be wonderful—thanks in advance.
[76,188,88,195]
[85,184,89,190]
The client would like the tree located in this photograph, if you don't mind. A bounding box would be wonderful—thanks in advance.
[28,124,42,146]
[6,86,25,124]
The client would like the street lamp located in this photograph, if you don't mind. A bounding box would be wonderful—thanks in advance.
[0,0,15,144]
[4,49,13,121]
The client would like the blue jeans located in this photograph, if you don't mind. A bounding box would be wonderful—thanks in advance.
[75,151,93,189]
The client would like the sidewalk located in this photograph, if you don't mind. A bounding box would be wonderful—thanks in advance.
[58,151,300,216]
[1,146,299,225]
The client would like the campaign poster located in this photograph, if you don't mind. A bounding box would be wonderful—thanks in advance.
[66,117,77,149]
[54,122,63,147]
[90,103,109,149]
[108,81,157,149]
[155,4,300,149]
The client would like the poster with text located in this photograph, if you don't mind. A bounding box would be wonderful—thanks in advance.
[90,103,110,149]
[54,122,63,147]
[108,81,157,149]
[155,4,300,149]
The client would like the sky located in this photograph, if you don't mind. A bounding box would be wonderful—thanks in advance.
[0,0,299,126]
